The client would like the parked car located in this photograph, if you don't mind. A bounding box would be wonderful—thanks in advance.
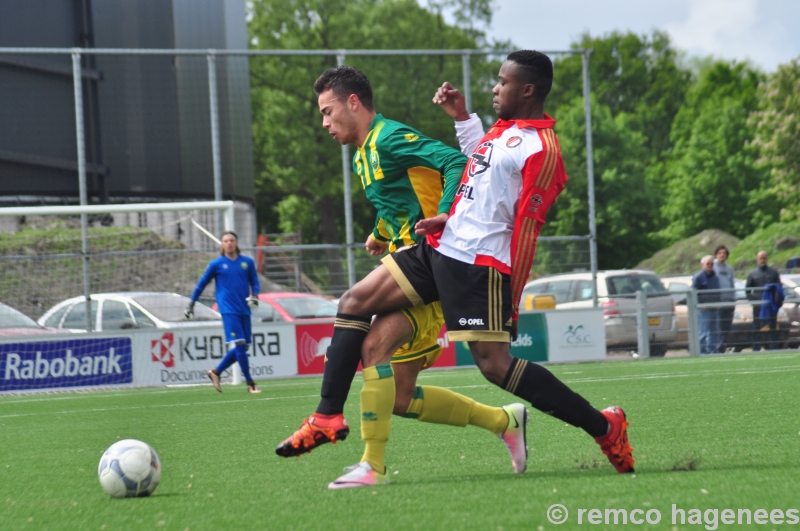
[38,292,220,332]
[521,270,678,357]
[213,292,338,323]
[0,302,61,337]
[661,276,796,351]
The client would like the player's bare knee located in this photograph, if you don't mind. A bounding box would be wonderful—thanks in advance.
[470,342,512,386]
[361,333,391,367]
[336,288,369,317]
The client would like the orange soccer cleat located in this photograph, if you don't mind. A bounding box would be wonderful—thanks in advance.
[595,406,635,473]
[275,413,350,457]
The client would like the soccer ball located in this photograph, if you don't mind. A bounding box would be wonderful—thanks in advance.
[98,439,162,498]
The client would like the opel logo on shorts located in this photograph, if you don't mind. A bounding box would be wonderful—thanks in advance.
[459,318,467,326]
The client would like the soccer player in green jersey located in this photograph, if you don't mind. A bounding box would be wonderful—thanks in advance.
[276,66,529,489]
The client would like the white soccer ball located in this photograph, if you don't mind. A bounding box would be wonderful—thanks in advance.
[98,439,162,498]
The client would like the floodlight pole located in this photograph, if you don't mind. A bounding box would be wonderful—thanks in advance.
[72,50,93,332]
[208,51,224,236]
[582,49,599,308]
[337,52,356,288]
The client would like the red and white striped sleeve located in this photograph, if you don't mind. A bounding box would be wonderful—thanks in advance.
[509,128,568,319]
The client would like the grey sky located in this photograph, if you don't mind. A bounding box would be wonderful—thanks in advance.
[484,0,800,72]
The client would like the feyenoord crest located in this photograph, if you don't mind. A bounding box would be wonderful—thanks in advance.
[468,141,493,177]
[506,136,522,148]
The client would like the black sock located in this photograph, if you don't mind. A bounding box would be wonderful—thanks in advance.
[316,313,371,415]
[502,357,608,438]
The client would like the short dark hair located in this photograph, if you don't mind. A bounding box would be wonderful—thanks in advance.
[506,50,553,103]
[714,245,729,258]
[313,66,374,111]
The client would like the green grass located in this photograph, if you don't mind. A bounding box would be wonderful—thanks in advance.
[2,352,800,531]
[728,220,800,273]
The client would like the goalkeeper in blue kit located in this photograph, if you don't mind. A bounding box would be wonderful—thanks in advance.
[186,231,262,394]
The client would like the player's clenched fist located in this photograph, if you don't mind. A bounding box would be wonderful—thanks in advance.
[432,82,470,121]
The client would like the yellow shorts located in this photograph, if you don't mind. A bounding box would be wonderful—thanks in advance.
[391,301,444,369]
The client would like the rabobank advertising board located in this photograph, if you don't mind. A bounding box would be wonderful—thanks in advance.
[0,337,133,391]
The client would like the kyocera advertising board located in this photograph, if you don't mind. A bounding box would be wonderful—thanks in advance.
[136,323,298,386]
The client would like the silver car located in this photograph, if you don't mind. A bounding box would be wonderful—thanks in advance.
[37,292,220,332]
[521,270,678,357]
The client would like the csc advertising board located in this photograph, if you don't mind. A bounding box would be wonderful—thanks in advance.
[455,309,606,365]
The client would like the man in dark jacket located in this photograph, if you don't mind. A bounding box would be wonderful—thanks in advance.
[746,251,781,350]
[693,255,721,354]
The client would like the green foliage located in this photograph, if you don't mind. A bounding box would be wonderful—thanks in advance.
[248,0,500,243]
[550,30,691,163]
[658,61,780,242]
[749,58,800,222]
[635,229,741,275]
[727,220,800,272]
[545,94,662,269]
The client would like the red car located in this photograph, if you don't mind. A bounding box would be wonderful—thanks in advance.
[0,302,61,337]
[213,292,337,323]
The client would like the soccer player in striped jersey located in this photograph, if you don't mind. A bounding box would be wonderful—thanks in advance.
[276,66,529,488]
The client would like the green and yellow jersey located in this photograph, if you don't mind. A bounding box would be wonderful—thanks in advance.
[354,113,467,251]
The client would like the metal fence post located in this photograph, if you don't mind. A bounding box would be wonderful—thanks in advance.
[461,52,472,113]
[337,53,356,288]
[687,288,701,357]
[582,49,598,309]
[636,290,650,358]
[72,50,92,332]
[207,51,224,234]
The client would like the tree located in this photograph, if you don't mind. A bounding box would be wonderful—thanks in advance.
[549,31,691,164]
[750,57,800,221]
[544,95,661,269]
[657,61,780,242]
[248,0,500,243]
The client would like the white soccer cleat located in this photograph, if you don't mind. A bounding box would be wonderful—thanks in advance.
[499,403,529,474]
[328,462,390,490]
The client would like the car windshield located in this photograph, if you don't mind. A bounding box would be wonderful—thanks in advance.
[274,297,337,319]
[0,303,40,328]
[606,275,667,296]
[130,294,220,322]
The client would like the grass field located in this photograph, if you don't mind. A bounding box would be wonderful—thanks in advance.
[2,352,800,531]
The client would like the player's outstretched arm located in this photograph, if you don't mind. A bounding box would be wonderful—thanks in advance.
[414,213,449,236]
[432,82,470,121]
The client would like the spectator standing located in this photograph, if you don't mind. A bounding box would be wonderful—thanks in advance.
[713,245,736,352]
[693,255,721,355]
[745,251,781,350]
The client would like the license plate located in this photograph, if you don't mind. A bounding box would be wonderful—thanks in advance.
[648,317,660,325]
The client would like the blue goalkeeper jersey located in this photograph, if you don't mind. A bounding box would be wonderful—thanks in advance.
[191,254,260,315]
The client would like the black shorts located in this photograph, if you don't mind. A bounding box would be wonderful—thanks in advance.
[381,240,512,342]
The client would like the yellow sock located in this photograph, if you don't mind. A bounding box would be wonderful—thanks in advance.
[404,386,508,435]
[360,364,395,474]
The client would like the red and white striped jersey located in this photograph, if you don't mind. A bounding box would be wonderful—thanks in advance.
[427,113,568,317]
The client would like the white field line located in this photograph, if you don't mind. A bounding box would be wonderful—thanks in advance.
[0,379,319,405]
[446,364,800,389]
[0,393,320,419]
[5,363,799,419]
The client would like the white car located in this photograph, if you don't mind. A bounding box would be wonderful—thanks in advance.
[37,292,220,332]
[521,270,678,357]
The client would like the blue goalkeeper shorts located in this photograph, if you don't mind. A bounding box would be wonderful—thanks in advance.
[221,314,252,345]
